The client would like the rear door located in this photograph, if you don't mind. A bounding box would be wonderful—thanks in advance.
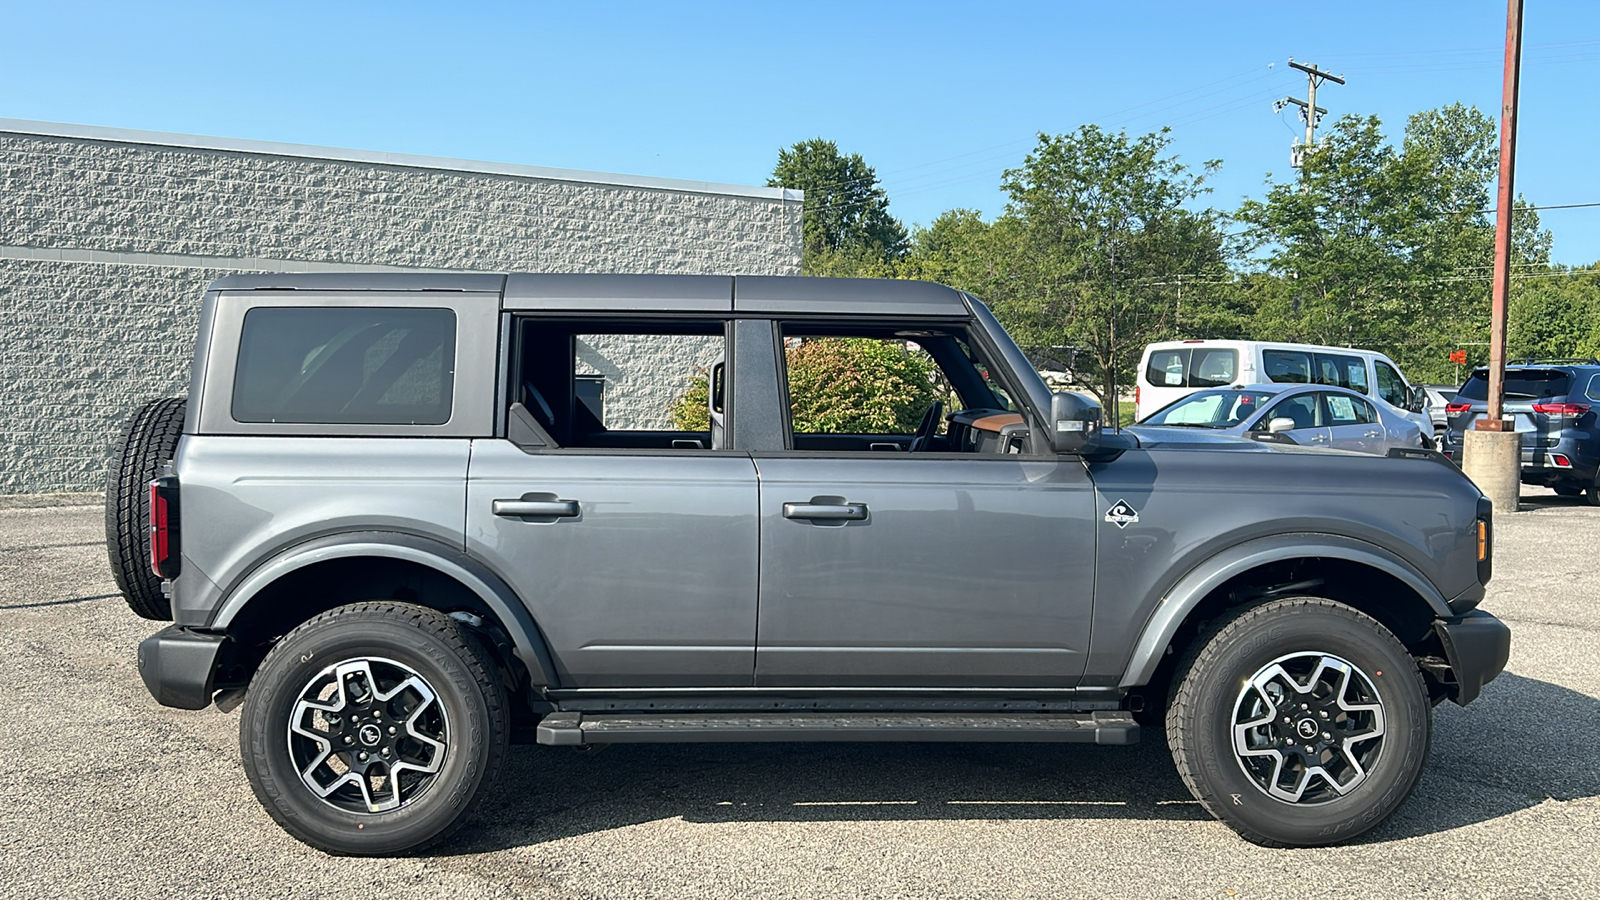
[466,316,760,688]
[1324,392,1384,454]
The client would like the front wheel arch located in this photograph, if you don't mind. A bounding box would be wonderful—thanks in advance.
[1120,534,1453,690]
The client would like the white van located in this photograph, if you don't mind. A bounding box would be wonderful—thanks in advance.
[1136,339,1432,435]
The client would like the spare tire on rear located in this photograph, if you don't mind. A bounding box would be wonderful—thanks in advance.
[106,397,186,620]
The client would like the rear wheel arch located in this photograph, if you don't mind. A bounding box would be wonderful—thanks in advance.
[1121,535,1452,693]
[214,533,560,695]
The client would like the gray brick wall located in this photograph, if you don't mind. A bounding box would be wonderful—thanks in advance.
[0,124,801,494]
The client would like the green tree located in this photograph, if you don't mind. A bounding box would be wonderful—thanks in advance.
[670,339,938,434]
[1235,105,1552,383]
[1509,266,1600,361]
[769,139,908,275]
[988,126,1228,405]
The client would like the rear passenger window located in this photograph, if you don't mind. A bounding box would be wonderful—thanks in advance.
[1315,353,1368,394]
[232,307,455,425]
[1145,348,1237,387]
[576,332,723,434]
[514,319,727,450]
[1325,393,1376,425]
[1588,374,1600,403]
[1263,350,1312,383]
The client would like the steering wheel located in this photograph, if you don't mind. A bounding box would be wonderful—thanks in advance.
[907,401,944,452]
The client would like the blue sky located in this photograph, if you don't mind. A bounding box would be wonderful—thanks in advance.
[5,1,1598,264]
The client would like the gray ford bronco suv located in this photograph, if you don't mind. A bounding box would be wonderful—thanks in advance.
[112,273,1509,855]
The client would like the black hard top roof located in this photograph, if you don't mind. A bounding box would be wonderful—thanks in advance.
[208,272,970,316]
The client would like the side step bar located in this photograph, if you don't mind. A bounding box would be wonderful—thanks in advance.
[535,710,1138,746]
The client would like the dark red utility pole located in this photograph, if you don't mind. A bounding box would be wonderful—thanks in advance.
[1480,0,1524,430]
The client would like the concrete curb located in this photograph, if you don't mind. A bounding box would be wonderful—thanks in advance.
[0,492,105,509]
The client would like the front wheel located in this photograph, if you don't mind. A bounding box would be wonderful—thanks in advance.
[1166,598,1430,847]
[240,602,509,855]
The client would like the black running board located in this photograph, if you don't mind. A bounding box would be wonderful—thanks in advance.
[535,710,1139,746]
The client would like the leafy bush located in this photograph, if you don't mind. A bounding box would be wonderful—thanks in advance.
[669,339,939,434]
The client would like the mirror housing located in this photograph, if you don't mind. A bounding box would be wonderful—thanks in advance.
[1407,385,1428,413]
[1268,416,1295,434]
[1049,391,1103,454]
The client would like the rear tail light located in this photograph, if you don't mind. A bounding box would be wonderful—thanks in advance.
[1134,386,1140,406]
[1445,403,1472,414]
[149,476,180,579]
[1531,402,1590,417]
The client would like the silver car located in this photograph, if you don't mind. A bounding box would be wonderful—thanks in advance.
[1133,383,1425,454]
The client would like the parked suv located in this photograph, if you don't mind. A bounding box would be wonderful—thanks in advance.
[113,273,1509,855]
[1439,360,1600,504]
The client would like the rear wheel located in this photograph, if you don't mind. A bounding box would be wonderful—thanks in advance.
[240,603,509,855]
[105,397,186,620]
[1166,597,1430,847]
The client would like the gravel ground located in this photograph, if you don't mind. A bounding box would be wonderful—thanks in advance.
[0,490,1595,899]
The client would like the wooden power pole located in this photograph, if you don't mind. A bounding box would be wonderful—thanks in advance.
[1482,0,1525,429]
[1463,0,1527,514]
[1277,59,1345,167]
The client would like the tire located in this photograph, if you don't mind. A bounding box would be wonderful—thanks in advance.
[105,397,186,620]
[1553,482,1582,497]
[1165,598,1431,847]
[240,602,509,855]
[1586,482,1600,507]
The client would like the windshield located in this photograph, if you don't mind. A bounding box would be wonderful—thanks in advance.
[1141,390,1277,428]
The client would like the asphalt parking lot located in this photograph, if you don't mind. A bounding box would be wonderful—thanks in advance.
[1,491,1596,900]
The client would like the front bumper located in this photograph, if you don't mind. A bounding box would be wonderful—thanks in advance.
[1432,610,1511,706]
[138,625,228,710]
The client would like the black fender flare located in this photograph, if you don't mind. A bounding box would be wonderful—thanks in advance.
[210,531,559,687]
[1118,532,1454,688]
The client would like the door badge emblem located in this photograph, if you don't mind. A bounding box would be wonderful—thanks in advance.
[1105,499,1140,529]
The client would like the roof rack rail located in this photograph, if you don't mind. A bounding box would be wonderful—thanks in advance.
[1505,357,1600,366]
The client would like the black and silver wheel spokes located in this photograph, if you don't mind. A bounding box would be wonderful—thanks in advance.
[287,657,450,814]
[1231,652,1386,804]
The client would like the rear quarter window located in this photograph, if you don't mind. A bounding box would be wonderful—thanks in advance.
[232,307,456,425]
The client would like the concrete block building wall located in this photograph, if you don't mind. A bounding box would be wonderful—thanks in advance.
[0,120,802,494]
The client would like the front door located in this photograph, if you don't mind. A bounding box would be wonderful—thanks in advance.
[752,456,1097,687]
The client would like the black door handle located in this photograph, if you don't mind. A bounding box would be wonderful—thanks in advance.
[493,499,580,518]
[782,502,868,521]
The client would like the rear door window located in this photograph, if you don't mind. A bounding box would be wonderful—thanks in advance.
[1145,347,1238,387]
[1587,374,1600,402]
[1263,350,1313,383]
[1314,353,1369,394]
[232,307,456,425]
[1325,393,1376,426]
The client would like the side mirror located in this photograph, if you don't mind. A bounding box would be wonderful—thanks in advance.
[1049,391,1103,454]
[1268,417,1295,434]
[1407,385,1427,413]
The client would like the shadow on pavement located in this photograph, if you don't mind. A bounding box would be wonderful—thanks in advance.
[437,673,1597,853]
[1366,672,1600,841]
